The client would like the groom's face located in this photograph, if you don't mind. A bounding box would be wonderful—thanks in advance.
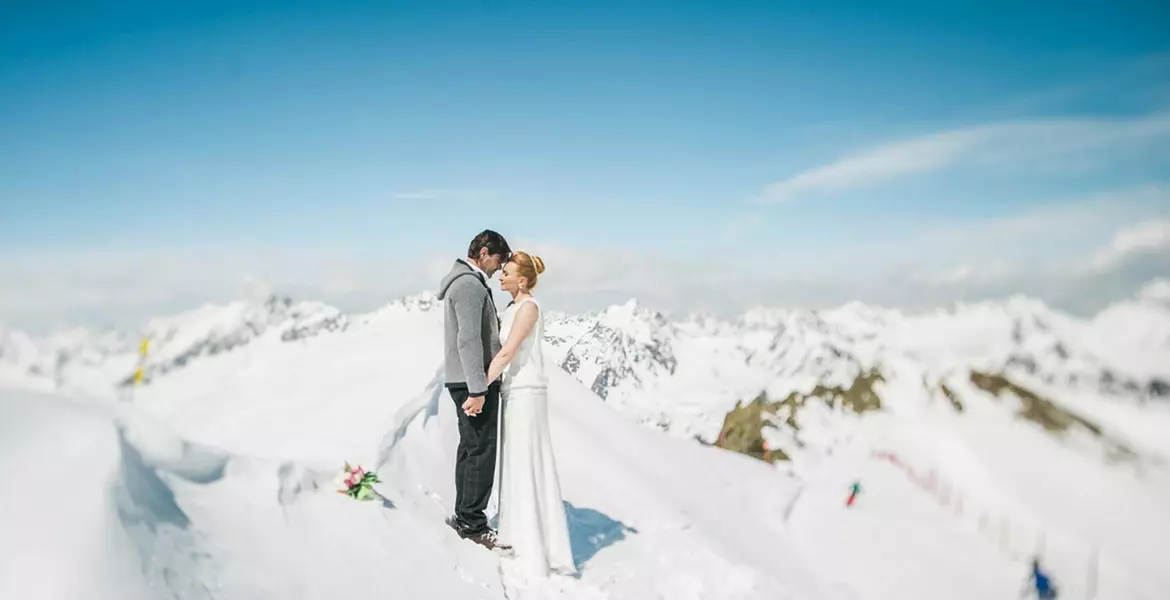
[478,248,509,277]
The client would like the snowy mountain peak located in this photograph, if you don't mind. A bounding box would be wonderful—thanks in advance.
[144,294,346,348]
[597,297,658,324]
[125,295,349,386]
[951,294,1058,323]
[550,299,679,401]
[615,297,641,311]
[1083,280,1170,380]
[1,295,347,395]
[545,278,1170,443]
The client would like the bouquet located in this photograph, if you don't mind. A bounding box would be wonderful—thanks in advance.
[336,461,381,501]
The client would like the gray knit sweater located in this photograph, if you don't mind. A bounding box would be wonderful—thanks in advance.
[437,259,501,396]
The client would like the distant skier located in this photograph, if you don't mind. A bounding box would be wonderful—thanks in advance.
[1022,557,1058,599]
[846,481,861,507]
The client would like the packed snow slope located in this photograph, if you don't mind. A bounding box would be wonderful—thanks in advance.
[3,300,843,600]
[3,280,1169,598]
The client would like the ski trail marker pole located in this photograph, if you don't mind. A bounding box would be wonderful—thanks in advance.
[130,337,149,397]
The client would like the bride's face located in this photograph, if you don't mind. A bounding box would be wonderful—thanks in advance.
[499,261,523,295]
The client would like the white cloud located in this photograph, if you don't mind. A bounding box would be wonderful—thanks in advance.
[757,129,983,203]
[0,238,739,330]
[755,114,1170,204]
[881,191,1170,313]
[765,185,1170,312]
[1091,219,1170,271]
[0,246,438,332]
[392,189,496,202]
[2,186,1168,331]
[739,184,1163,300]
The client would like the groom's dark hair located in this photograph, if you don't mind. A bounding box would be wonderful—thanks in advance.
[467,229,511,260]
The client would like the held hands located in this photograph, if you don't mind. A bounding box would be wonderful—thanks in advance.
[462,395,486,417]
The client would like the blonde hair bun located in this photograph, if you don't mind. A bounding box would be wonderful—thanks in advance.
[509,251,545,290]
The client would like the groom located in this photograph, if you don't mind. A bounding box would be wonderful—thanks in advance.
[437,229,512,551]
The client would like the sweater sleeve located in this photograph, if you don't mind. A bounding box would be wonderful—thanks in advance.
[449,277,490,395]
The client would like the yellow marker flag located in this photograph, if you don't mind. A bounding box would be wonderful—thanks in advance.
[139,338,150,356]
[133,368,144,384]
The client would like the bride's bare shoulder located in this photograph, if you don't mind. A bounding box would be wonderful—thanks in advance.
[516,298,540,319]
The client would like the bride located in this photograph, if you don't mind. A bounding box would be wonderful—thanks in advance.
[479,251,576,577]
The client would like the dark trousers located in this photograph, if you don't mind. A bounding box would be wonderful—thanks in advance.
[447,381,500,535]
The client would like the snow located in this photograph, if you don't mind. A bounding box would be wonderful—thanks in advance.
[3,279,1170,598]
[538,280,1170,598]
[545,279,1170,443]
[0,390,153,600]
[1083,280,1170,380]
[0,295,348,398]
[0,306,837,600]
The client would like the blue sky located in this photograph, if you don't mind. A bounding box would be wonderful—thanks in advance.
[1,1,1169,328]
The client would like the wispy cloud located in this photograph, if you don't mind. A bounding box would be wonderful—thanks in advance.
[878,186,1170,313]
[391,189,497,202]
[0,247,437,332]
[756,129,981,204]
[3,187,1167,330]
[755,113,1170,204]
[1091,218,1170,271]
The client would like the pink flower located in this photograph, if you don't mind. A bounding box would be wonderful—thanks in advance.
[337,462,377,497]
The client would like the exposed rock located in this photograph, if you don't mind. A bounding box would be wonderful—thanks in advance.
[715,367,885,463]
[969,370,1138,462]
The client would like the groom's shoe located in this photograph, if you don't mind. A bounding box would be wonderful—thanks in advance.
[467,528,511,552]
[446,516,511,551]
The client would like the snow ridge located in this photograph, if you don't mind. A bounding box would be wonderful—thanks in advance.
[0,295,347,394]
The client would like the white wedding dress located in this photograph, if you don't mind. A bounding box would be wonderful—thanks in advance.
[495,296,576,577]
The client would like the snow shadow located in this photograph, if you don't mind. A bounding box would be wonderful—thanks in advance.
[565,502,637,571]
[113,427,232,595]
[114,427,230,531]
[116,431,191,530]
